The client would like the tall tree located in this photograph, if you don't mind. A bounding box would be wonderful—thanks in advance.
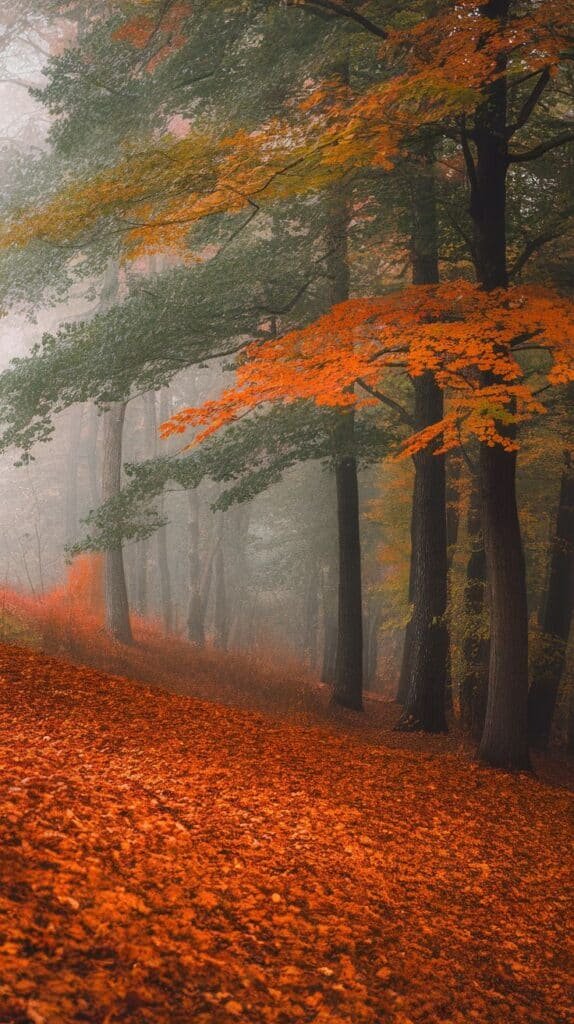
[397,149,448,733]
[528,446,574,747]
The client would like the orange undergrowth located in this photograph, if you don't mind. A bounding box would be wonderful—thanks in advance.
[0,556,321,719]
[0,641,572,1024]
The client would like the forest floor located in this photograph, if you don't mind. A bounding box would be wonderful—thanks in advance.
[0,641,572,1024]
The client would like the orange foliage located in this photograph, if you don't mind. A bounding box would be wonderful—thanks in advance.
[2,2,571,260]
[0,641,571,1023]
[113,1,192,70]
[162,281,574,454]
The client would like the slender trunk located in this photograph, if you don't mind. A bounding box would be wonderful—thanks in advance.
[364,603,382,690]
[135,539,148,617]
[303,554,319,669]
[333,418,364,709]
[327,178,363,710]
[469,0,530,769]
[460,478,489,740]
[396,541,415,704]
[213,511,228,650]
[187,490,205,645]
[528,449,574,748]
[157,391,174,633]
[85,403,100,509]
[102,401,132,645]
[397,147,448,732]
[65,407,83,545]
[320,566,337,685]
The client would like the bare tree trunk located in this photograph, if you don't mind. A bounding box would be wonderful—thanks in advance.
[156,391,174,633]
[468,0,530,768]
[320,565,337,685]
[213,511,228,650]
[85,403,100,510]
[187,490,205,644]
[303,554,319,669]
[460,477,489,740]
[65,406,84,545]
[327,174,364,711]
[102,401,132,645]
[528,448,574,748]
[397,147,448,733]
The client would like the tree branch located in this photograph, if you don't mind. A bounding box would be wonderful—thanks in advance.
[291,0,388,38]
[356,379,413,426]
[506,67,551,138]
[508,131,574,163]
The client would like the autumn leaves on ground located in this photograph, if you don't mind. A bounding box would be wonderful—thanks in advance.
[0,595,572,1024]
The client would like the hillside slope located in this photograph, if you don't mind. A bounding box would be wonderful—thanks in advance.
[0,643,572,1024]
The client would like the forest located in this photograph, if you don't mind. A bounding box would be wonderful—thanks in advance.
[0,2,572,1023]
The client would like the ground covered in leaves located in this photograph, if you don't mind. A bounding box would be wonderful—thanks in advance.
[0,643,572,1024]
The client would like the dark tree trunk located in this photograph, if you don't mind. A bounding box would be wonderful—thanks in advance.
[468,0,531,769]
[102,401,133,645]
[528,450,574,748]
[478,441,529,767]
[397,146,448,732]
[333,416,364,709]
[460,479,489,740]
[327,179,364,711]
[187,490,205,645]
[396,541,415,704]
[397,376,448,732]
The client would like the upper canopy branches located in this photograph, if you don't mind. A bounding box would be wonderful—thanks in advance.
[1,0,571,264]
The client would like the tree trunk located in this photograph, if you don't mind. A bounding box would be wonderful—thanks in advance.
[213,511,228,650]
[102,401,133,645]
[65,406,83,545]
[303,554,319,669]
[134,538,149,617]
[468,0,531,769]
[187,490,205,645]
[320,566,337,685]
[157,391,174,633]
[333,418,364,709]
[397,376,448,732]
[460,478,489,740]
[396,541,415,704]
[327,177,364,711]
[397,147,448,732]
[528,449,574,748]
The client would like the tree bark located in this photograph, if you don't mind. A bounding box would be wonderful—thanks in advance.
[187,490,205,645]
[320,566,337,685]
[303,554,319,669]
[157,391,174,633]
[460,478,489,740]
[528,449,574,748]
[468,0,531,769]
[333,416,364,709]
[327,178,364,711]
[397,147,448,732]
[213,511,228,650]
[65,406,83,545]
[397,376,448,732]
[102,401,133,645]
